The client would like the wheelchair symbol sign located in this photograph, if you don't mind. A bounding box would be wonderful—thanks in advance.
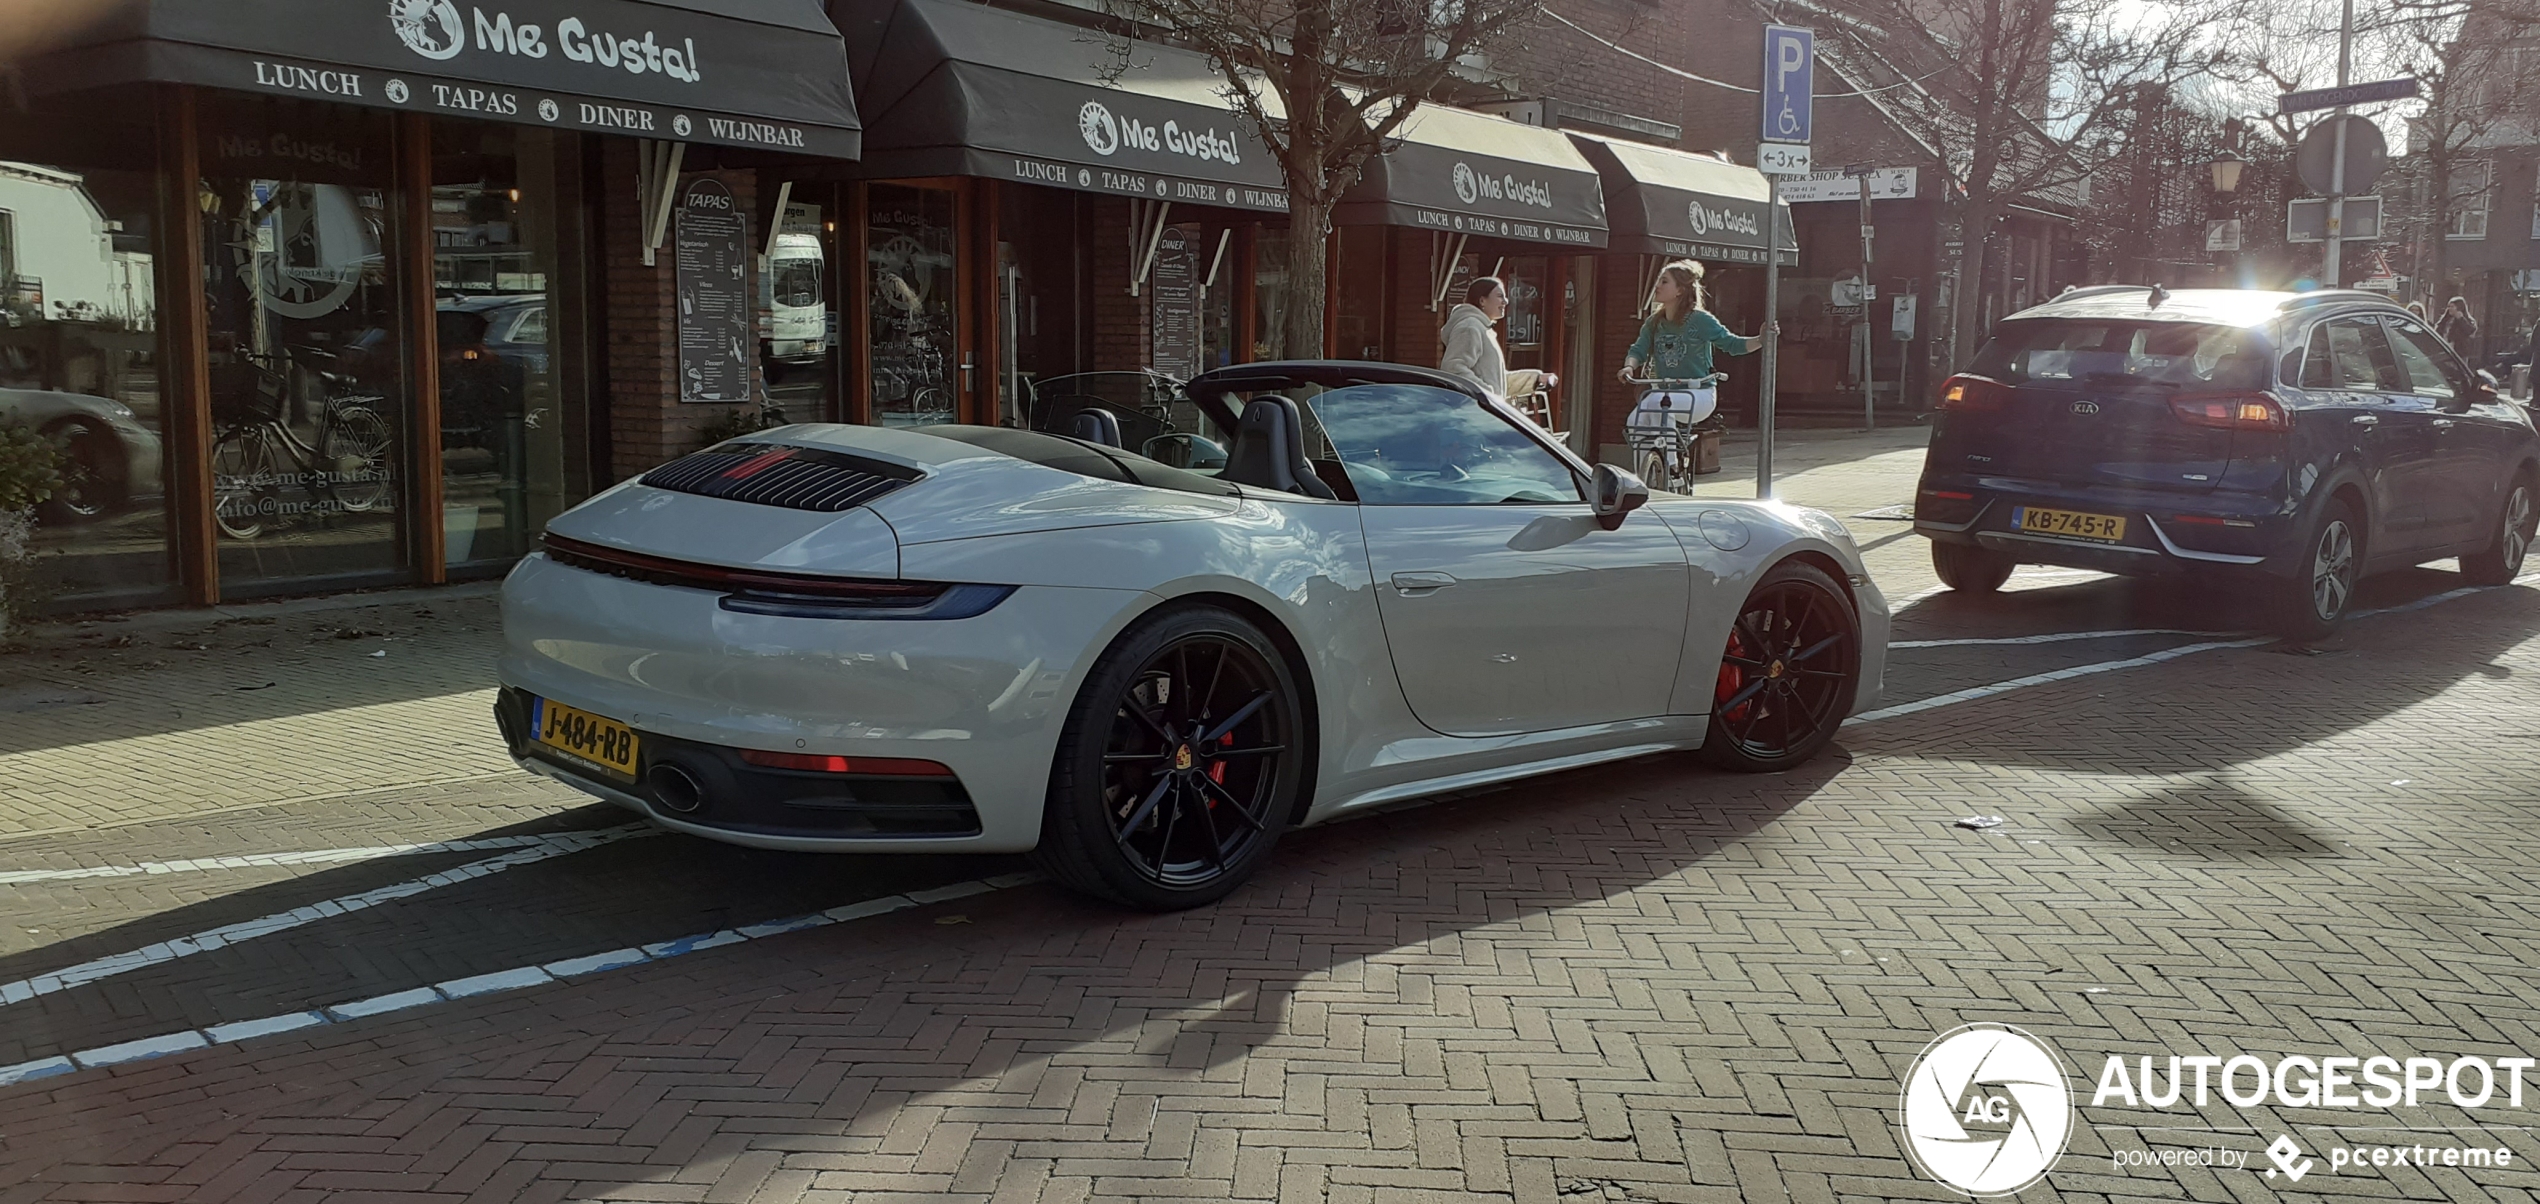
[1761,25,1813,145]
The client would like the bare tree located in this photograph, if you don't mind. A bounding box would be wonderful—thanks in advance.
[1800,0,2251,363]
[1099,0,1545,357]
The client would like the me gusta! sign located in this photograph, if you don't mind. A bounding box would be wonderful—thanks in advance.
[389,0,707,83]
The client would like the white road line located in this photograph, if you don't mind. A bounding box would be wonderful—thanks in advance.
[1857,575,2540,726]
[1846,637,2273,726]
[0,869,1047,1089]
[1892,628,2222,650]
[0,832,618,885]
[0,825,654,1007]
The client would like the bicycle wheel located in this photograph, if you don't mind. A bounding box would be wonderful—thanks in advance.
[209,427,276,540]
[321,405,396,513]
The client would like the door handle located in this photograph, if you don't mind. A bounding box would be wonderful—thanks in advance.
[1390,571,1458,596]
[2433,418,2457,431]
[2351,414,2379,428]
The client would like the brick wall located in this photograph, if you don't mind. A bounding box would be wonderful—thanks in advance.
[1495,0,1685,137]
[598,140,758,481]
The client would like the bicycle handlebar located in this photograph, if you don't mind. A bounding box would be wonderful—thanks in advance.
[1623,373,1726,388]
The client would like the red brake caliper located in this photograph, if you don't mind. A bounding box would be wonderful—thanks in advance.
[1716,627,1752,722]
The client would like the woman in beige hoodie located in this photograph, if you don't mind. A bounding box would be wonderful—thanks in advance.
[1437,277,1560,399]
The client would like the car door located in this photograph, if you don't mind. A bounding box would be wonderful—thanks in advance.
[2384,315,2504,551]
[1307,382,1690,737]
[2303,314,2441,557]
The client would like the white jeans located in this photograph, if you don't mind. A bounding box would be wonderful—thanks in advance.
[1626,387,1717,434]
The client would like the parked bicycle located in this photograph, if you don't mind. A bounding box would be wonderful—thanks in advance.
[1621,372,1724,493]
[210,347,396,540]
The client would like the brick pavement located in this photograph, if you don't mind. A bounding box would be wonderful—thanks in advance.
[4,575,2537,1202]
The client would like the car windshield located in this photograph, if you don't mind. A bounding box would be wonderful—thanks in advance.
[1970,320,2269,388]
[1300,383,1579,504]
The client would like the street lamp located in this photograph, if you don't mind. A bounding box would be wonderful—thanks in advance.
[2209,150,2246,196]
[2207,147,2247,285]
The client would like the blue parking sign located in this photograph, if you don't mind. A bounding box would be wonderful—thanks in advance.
[1761,25,1814,144]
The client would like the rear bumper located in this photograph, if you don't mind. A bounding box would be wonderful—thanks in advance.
[1913,477,2300,577]
[496,552,1146,853]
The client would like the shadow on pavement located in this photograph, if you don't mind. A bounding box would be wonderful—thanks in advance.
[0,745,1851,1179]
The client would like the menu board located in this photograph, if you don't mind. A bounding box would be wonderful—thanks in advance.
[1149,224,1202,381]
[675,178,752,403]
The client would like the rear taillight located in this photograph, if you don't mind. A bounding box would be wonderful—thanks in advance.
[2169,392,2287,431]
[738,750,956,777]
[1937,375,2009,412]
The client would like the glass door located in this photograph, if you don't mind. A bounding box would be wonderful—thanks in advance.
[864,183,964,427]
[198,95,410,597]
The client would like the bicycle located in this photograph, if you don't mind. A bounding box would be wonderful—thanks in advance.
[210,348,397,541]
[1621,372,1725,493]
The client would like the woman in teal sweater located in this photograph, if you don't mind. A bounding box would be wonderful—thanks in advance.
[1618,259,1772,384]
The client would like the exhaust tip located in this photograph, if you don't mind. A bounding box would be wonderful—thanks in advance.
[647,762,705,813]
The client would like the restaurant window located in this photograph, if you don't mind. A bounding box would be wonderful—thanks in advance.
[761,183,838,424]
[433,122,574,570]
[199,96,409,597]
[0,102,179,610]
[1501,255,1550,366]
[866,184,960,426]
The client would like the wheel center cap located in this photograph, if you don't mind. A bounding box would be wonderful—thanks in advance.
[1767,660,1786,679]
[1173,745,1196,771]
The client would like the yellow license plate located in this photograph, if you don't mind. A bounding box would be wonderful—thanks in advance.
[532,697,640,779]
[2013,505,2128,542]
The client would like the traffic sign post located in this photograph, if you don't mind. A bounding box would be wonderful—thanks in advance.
[1757,24,1812,499]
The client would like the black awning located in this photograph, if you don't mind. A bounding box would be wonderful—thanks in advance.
[833,0,1289,213]
[1571,134,1797,265]
[13,0,860,158]
[1336,105,1606,249]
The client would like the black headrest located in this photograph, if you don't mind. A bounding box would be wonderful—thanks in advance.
[1065,406,1124,448]
[1221,395,1335,499]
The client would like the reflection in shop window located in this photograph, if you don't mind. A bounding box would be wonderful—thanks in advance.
[435,122,570,570]
[0,150,175,610]
[199,97,408,597]
[867,185,959,426]
[759,192,833,424]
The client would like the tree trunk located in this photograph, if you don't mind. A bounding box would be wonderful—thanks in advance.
[1284,192,1333,360]
[1950,194,1994,369]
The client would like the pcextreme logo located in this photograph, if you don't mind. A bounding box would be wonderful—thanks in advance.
[1898,1024,2075,1196]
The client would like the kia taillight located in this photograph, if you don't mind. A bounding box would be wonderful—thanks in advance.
[2169,392,2287,431]
[1938,375,2009,412]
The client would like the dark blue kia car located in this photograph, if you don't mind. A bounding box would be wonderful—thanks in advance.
[1916,287,2540,637]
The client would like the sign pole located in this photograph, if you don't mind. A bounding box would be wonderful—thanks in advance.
[1858,168,1875,431]
[1755,23,1812,502]
[2324,0,2354,286]
[1760,173,1781,499]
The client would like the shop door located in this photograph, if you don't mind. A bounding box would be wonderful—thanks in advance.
[197,96,411,598]
[863,182,969,427]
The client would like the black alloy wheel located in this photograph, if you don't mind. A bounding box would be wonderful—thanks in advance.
[1701,559,1859,773]
[1039,606,1303,910]
[2463,476,2536,586]
[2275,495,2360,641]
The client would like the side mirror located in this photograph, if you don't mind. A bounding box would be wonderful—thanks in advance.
[1589,463,1649,530]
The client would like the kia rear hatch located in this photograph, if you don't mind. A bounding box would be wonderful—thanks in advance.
[1933,319,2281,493]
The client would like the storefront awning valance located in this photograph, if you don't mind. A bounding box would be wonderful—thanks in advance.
[11,0,861,158]
[835,0,1289,213]
[1571,133,1796,265]
[1336,105,1607,249]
